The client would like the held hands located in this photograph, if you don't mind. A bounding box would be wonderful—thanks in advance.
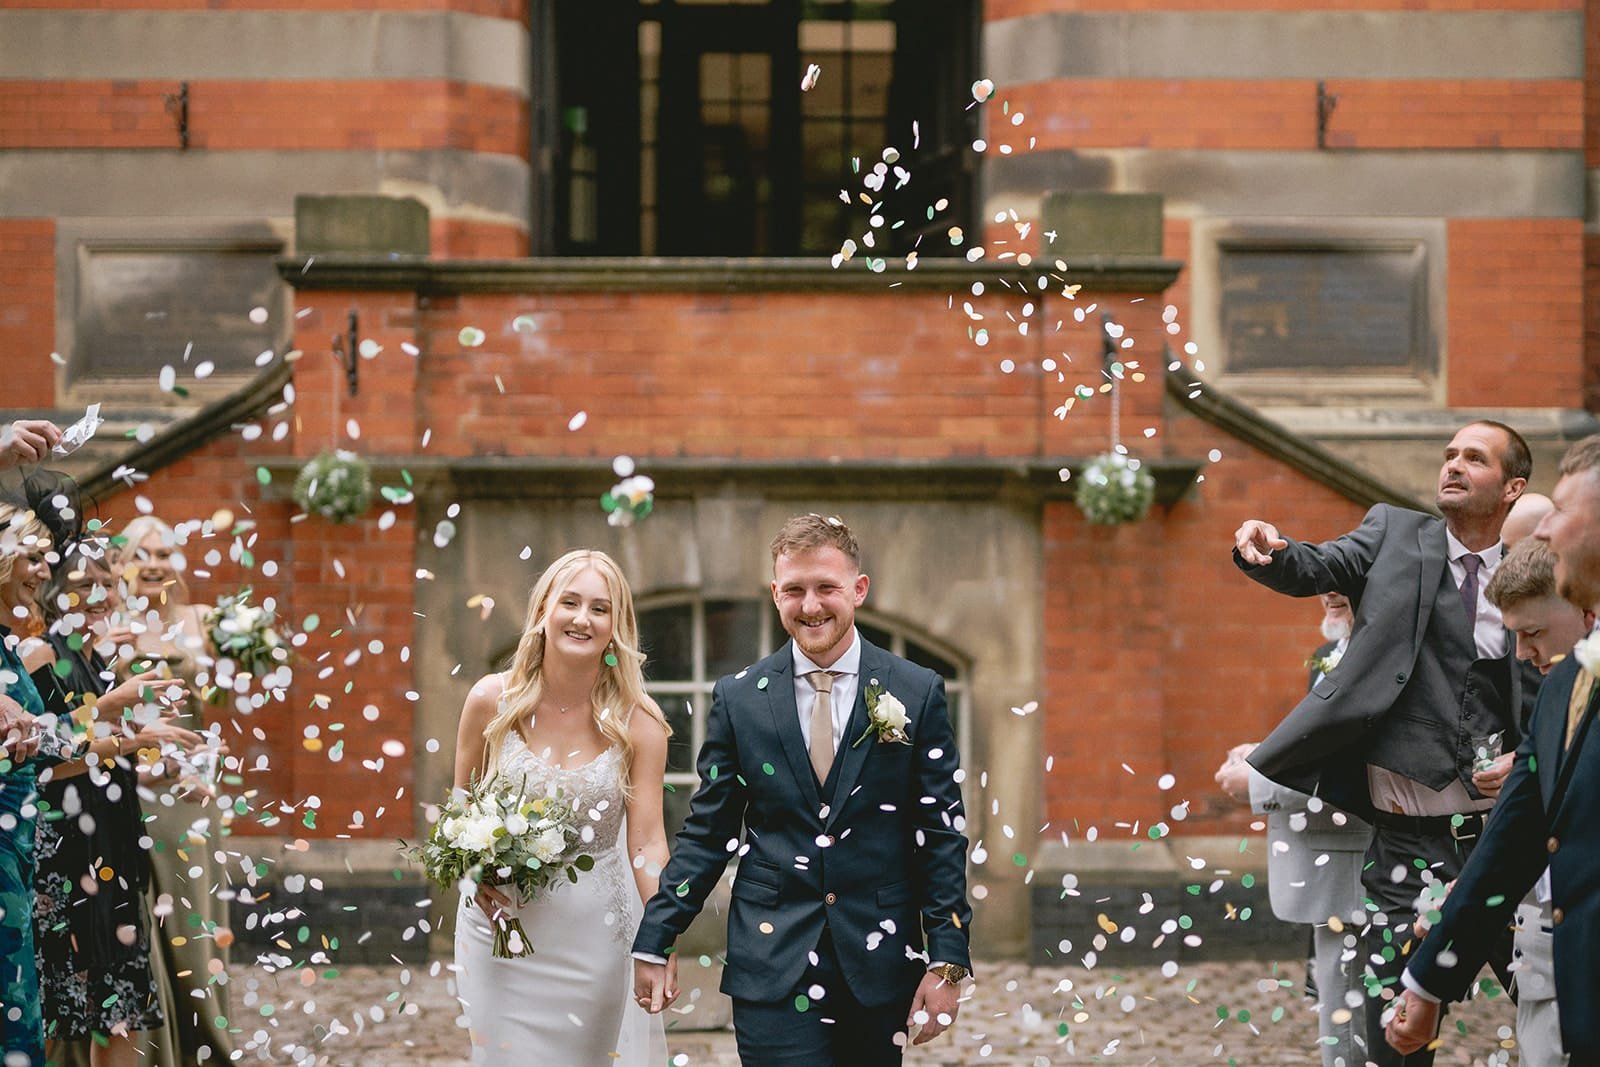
[1234,520,1287,566]
[1385,989,1441,1056]
[1213,743,1257,803]
[630,955,681,1014]
[907,969,963,1045]
[1472,752,1515,799]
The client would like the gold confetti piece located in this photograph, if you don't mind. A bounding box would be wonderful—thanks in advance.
[172,938,188,948]
[759,922,774,934]
[1096,913,1118,934]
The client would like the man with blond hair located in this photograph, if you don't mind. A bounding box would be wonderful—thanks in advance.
[633,514,972,1065]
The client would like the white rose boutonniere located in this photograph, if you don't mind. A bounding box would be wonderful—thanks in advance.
[1307,645,1344,678]
[1573,632,1600,676]
[853,680,912,748]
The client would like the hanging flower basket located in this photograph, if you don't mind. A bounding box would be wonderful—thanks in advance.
[1074,451,1156,526]
[293,449,374,524]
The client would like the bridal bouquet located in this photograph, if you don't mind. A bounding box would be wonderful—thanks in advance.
[205,588,289,698]
[409,776,596,957]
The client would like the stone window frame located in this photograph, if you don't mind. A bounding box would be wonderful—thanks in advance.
[54,218,291,407]
[1188,217,1447,406]
[638,592,970,839]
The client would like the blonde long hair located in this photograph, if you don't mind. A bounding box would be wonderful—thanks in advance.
[0,504,51,635]
[110,514,191,615]
[480,550,667,793]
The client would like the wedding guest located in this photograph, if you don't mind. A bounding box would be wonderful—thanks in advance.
[109,515,234,1066]
[1233,421,1536,1067]
[1215,592,1370,1067]
[1390,439,1600,1062]
[27,540,204,1067]
[0,502,61,1063]
[1503,493,1555,550]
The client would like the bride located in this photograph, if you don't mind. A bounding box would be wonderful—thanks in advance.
[452,549,676,1064]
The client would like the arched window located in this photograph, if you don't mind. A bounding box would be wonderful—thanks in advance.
[638,595,969,838]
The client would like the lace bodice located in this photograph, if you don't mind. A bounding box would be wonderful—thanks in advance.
[496,733,628,856]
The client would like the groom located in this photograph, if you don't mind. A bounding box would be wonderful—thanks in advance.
[632,514,973,1064]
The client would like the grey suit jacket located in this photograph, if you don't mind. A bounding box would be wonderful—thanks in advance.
[1248,642,1371,926]
[1236,504,1531,818]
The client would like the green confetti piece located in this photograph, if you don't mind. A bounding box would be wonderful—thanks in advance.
[1486,894,1506,907]
[1241,873,1255,889]
[708,765,718,780]
[1528,754,1538,772]
[757,677,769,690]
[699,955,711,967]
[1413,858,1428,870]
[793,995,810,1013]
[1215,1006,1229,1020]
[255,467,271,485]
[762,763,776,776]
[302,614,320,632]
[402,469,414,486]
[675,881,690,897]
[100,993,120,1008]
[240,549,254,568]
[52,658,73,678]
[1013,853,1027,867]
[1237,1009,1251,1023]
[260,1004,275,1017]
[1450,813,1465,828]
[1147,827,1162,840]
[302,811,316,828]
[1186,884,1201,896]
[1270,1006,1285,1023]
[1178,915,1193,930]
[1240,906,1253,921]
[1057,1022,1069,1036]
[173,384,190,398]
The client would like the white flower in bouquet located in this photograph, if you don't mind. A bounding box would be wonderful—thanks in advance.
[503,811,530,837]
[531,825,567,864]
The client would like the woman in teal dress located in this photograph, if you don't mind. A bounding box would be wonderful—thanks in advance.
[0,501,61,1064]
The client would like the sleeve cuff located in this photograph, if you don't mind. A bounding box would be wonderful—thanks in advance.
[631,951,668,965]
[1401,969,1441,1004]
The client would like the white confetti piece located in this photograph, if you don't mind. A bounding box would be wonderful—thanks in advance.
[567,410,588,432]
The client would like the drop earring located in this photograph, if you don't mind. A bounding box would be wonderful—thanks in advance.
[603,645,619,668]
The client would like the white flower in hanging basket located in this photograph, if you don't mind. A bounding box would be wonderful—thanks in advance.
[1074,451,1156,526]
[293,449,374,524]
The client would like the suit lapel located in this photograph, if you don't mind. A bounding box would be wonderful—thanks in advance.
[824,640,889,829]
[1551,665,1600,820]
[1412,521,1447,654]
[763,644,821,813]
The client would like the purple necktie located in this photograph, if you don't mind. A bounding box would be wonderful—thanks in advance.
[1460,553,1483,628]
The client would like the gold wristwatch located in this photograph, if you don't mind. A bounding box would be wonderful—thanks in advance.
[928,962,969,984]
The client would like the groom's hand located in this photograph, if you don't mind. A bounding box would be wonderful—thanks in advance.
[907,970,962,1045]
[632,956,680,1014]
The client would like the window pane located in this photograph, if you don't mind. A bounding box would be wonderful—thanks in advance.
[704,599,762,678]
[858,622,892,650]
[652,689,698,776]
[640,604,693,681]
[903,639,956,678]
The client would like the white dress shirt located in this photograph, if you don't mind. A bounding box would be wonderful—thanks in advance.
[793,629,862,757]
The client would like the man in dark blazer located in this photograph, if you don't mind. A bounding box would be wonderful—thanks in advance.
[631,514,972,1065]
[1233,420,1534,1067]
[1390,436,1600,1063]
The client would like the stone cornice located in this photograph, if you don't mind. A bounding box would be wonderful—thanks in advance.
[276,255,1186,295]
[1166,363,1430,512]
[258,454,1204,507]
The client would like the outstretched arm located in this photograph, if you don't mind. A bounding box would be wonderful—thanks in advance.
[1232,504,1390,600]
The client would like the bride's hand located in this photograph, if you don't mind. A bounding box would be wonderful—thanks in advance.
[474,884,514,920]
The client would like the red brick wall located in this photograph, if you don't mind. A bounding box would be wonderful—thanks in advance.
[6,0,524,15]
[1447,219,1586,408]
[0,80,527,157]
[0,220,57,410]
[997,79,1582,152]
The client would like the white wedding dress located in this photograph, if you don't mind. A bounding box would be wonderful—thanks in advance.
[454,729,669,1066]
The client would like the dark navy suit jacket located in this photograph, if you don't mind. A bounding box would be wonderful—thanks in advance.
[632,637,972,1007]
[1407,652,1600,1055]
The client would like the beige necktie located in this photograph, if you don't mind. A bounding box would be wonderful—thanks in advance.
[1567,668,1596,752]
[806,670,841,784]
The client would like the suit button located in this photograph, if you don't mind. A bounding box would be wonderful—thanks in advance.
[1548,837,1560,855]
[825,892,837,906]
[1395,673,1408,684]
[1552,907,1565,926]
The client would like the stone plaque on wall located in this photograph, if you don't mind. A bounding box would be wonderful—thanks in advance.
[1218,242,1428,376]
[74,241,284,380]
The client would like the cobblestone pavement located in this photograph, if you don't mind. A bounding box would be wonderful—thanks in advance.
[227,956,1519,1065]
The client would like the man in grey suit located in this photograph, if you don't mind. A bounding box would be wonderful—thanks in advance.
[1216,591,1371,1067]
[1233,420,1537,1067]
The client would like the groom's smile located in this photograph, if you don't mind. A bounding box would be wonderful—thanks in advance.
[772,545,870,668]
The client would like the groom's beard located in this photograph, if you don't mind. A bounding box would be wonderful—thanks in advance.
[1321,616,1352,643]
